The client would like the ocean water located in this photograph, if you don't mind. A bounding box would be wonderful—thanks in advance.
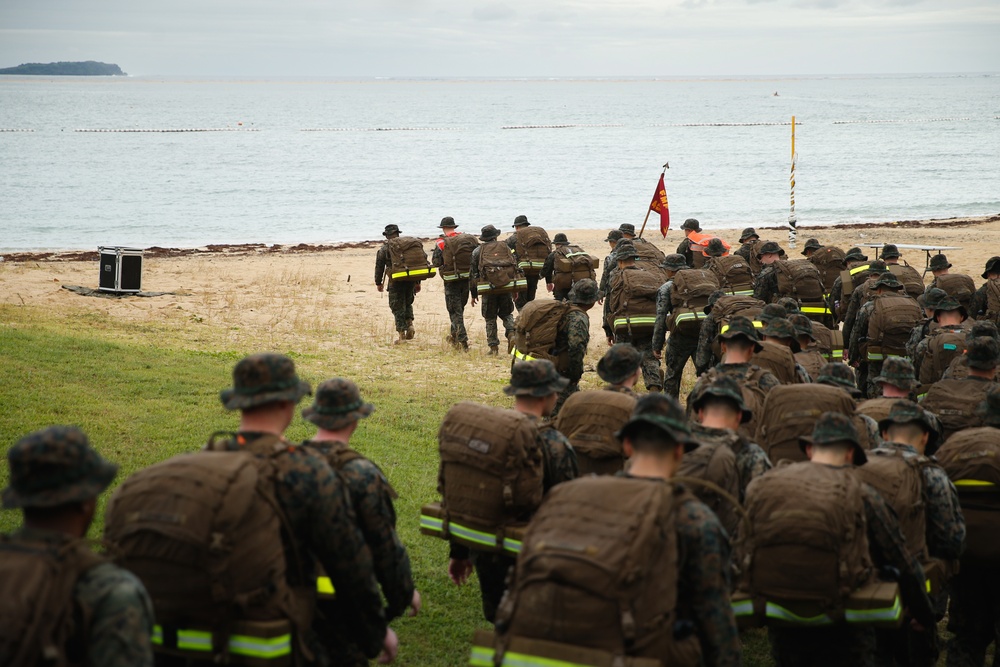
[1,74,998,251]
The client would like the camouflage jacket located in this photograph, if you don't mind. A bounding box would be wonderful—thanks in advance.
[468,246,484,299]
[906,318,934,360]
[690,423,772,504]
[734,243,753,263]
[694,312,724,376]
[599,253,616,296]
[10,526,155,667]
[675,238,695,267]
[651,279,676,352]
[540,250,557,284]
[225,432,387,658]
[374,243,391,286]
[843,280,878,346]
[302,439,415,621]
[558,308,591,384]
[970,281,989,319]
[752,264,779,304]
[848,298,877,362]
[873,442,966,561]
[912,324,970,379]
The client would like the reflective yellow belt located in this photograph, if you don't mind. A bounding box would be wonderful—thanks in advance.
[613,316,656,328]
[674,312,706,323]
[419,514,522,555]
[470,645,596,667]
[954,480,996,487]
[517,261,546,270]
[478,279,528,293]
[152,625,292,660]
[850,264,871,275]
[867,352,905,362]
[511,348,538,362]
[390,267,436,280]
[727,288,755,296]
[801,305,832,315]
[442,271,470,281]
[731,596,902,627]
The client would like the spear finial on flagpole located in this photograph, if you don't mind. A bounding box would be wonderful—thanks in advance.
[788,116,797,249]
[639,163,670,239]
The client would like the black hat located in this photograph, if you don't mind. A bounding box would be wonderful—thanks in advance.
[801,238,822,255]
[718,315,763,352]
[799,412,868,465]
[382,224,401,237]
[681,218,701,232]
[758,241,782,256]
[928,254,951,271]
[618,223,637,235]
[438,217,457,229]
[845,247,868,262]
[513,215,529,228]
[878,400,940,455]
[604,230,623,243]
[705,238,727,257]
[617,393,698,452]
[967,336,1000,370]
[690,375,753,424]
[982,256,1000,279]
[881,244,902,259]
[597,344,643,384]
[480,224,501,241]
[552,233,569,245]
[739,228,759,243]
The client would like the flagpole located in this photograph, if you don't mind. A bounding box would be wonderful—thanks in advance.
[638,163,669,238]
[788,116,797,249]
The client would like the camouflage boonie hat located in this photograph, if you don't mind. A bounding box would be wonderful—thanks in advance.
[968,321,999,342]
[220,353,312,411]
[881,244,902,259]
[614,240,640,261]
[977,387,1000,427]
[618,223,637,235]
[762,318,797,341]
[718,315,763,351]
[878,400,938,452]
[982,256,1000,279]
[661,253,688,271]
[802,238,822,255]
[480,224,501,241]
[3,426,118,509]
[872,357,917,391]
[845,247,868,262]
[439,216,457,228]
[690,375,753,424]
[929,254,951,271]
[382,224,401,237]
[568,279,599,306]
[681,218,701,232]
[934,295,967,318]
[739,227,759,242]
[919,287,948,310]
[799,412,867,465]
[758,241,782,256]
[872,273,904,291]
[552,233,569,245]
[617,393,698,452]
[597,343,643,384]
[302,378,375,431]
[967,336,1000,370]
[705,238,727,257]
[759,303,788,324]
[512,215,529,227]
[504,360,570,397]
[776,297,800,314]
[789,314,817,340]
[604,230,623,243]
[817,362,862,398]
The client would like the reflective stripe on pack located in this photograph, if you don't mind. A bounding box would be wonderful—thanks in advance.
[846,595,902,625]
[823,349,845,360]
[470,645,599,667]
[674,312,706,323]
[850,264,871,275]
[478,279,529,293]
[613,316,657,328]
[765,602,834,626]
[565,252,589,258]
[317,577,335,595]
[801,305,832,315]
[511,348,538,362]
[391,267,436,280]
[732,599,755,618]
[442,272,470,281]
[420,514,522,555]
[151,625,292,659]
[517,261,546,270]
[727,289,755,296]
[867,352,905,362]
[954,480,996,487]
[720,320,764,334]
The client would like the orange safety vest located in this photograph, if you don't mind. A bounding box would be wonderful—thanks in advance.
[686,231,731,257]
[436,229,458,251]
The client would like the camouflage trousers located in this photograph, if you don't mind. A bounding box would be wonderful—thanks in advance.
[768,626,876,667]
[947,565,1000,667]
[614,332,662,391]
[471,550,516,624]
[514,275,539,311]
[387,282,415,333]
[443,281,469,344]
[663,330,699,399]
[481,294,516,348]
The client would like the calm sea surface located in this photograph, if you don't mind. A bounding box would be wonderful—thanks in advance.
[1,74,998,251]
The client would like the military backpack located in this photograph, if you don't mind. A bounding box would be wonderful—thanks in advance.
[708,255,754,296]
[808,246,847,294]
[552,244,598,290]
[668,269,719,335]
[920,379,991,441]
[698,365,770,442]
[554,390,635,476]
[632,240,667,278]
[888,263,925,300]
[933,273,976,312]
[853,449,930,561]
[756,384,859,464]
[494,475,701,667]
[838,263,872,320]
[511,300,575,372]
[867,293,922,360]
[478,240,525,294]
[514,227,552,276]
[936,427,1000,566]
[795,348,827,381]
[856,397,901,425]
[386,236,435,281]
[608,268,662,334]
[0,536,105,667]
[439,233,479,281]
[811,321,845,362]
[984,279,1000,325]
[919,325,971,385]
[774,260,825,302]
[751,340,798,385]
[677,441,740,537]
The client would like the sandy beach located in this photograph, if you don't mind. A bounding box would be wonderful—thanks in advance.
[2,214,998,369]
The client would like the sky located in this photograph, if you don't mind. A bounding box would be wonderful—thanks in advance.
[1,0,998,77]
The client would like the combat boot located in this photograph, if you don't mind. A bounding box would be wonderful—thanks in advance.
[405,321,415,340]
[460,341,470,351]
[488,345,500,355]
[394,331,407,345]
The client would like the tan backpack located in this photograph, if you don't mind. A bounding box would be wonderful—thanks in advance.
[737,462,874,618]
[495,476,700,667]
[633,240,668,279]
[811,322,845,362]
[809,246,847,294]
[838,263,872,320]
[933,274,976,312]
[552,245,598,290]
[856,397,900,425]
[511,300,574,372]
[795,348,827,381]
[775,260,825,302]
[888,264,925,299]
[478,240,525,294]
[708,256,754,296]
[439,233,479,280]
[668,269,719,335]
[514,227,552,276]
[853,449,930,561]
[608,269,662,334]
[104,434,309,660]
[698,365,770,442]
[867,294,922,359]
[919,326,970,384]
[677,442,741,537]
[756,384,859,464]
[554,390,635,476]
[752,341,798,385]
[936,427,1000,566]
[0,536,105,667]
[985,279,1000,324]
[386,236,435,281]
[920,379,991,440]
[437,402,544,538]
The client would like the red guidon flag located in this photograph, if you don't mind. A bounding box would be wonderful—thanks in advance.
[649,174,670,237]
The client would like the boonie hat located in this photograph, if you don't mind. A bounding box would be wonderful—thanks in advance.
[690,375,753,424]
[302,378,375,431]
[776,297,800,315]
[512,215,529,227]
[661,254,688,271]
[705,238,727,257]
[872,357,918,391]
[503,360,569,397]
[982,256,1000,279]
[604,230,623,243]
[439,217,457,228]
[977,387,1000,428]
[382,224,401,237]
[878,400,939,453]
[758,241,782,256]
[221,353,312,411]
[920,287,948,311]
[789,314,817,340]
[933,295,967,319]
[681,218,701,232]
[967,336,1000,370]
[618,223,637,235]
[597,344,643,384]
[480,224,501,241]
[845,247,868,262]
[762,318,801,352]
[703,289,727,314]
[758,304,788,324]
[817,362,862,398]
[968,321,999,342]
[552,233,569,245]
[739,228,759,243]
[799,411,868,465]
[929,254,951,271]
[718,315,763,351]
[881,244,902,259]
[568,279,599,306]
[614,240,640,261]
[802,238,822,255]
[617,393,698,452]
[872,273,904,291]
[3,426,119,509]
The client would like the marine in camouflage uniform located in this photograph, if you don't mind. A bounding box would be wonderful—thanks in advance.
[814,362,883,450]
[469,224,517,353]
[849,273,911,399]
[760,317,814,384]
[941,321,1000,381]
[2,426,155,667]
[539,233,571,301]
[652,254,696,398]
[692,295,778,377]
[551,279,599,416]
[616,393,742,666]
[431,217,471,350]
[448,360,579,623]
[597,343,643,395]
[374,224,417,341]
[213,354,390,663]
[603,242,662,392]
[910,294,969,378]
[733,227,759,262]
[752,240,785,304]
[301,378,417,667]
[598,230,623,298]
[969,255,1000,319]
[905,287,948,359]
[842,260,888,346]
[790,314,827,381]
[766,413,936,667]
[690,316,783,408]
[506,215,543,311]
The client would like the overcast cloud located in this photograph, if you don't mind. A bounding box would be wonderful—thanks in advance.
[1,0,997,76]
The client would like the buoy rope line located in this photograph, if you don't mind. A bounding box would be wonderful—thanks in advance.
[301,127,456,132]
[653,122,796,127]
[832,118,973,125]
[74,128,260,133]
[501,124,625,129]
[0,128,34,132]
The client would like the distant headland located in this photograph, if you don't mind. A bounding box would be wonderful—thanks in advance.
[0,61,126,76]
